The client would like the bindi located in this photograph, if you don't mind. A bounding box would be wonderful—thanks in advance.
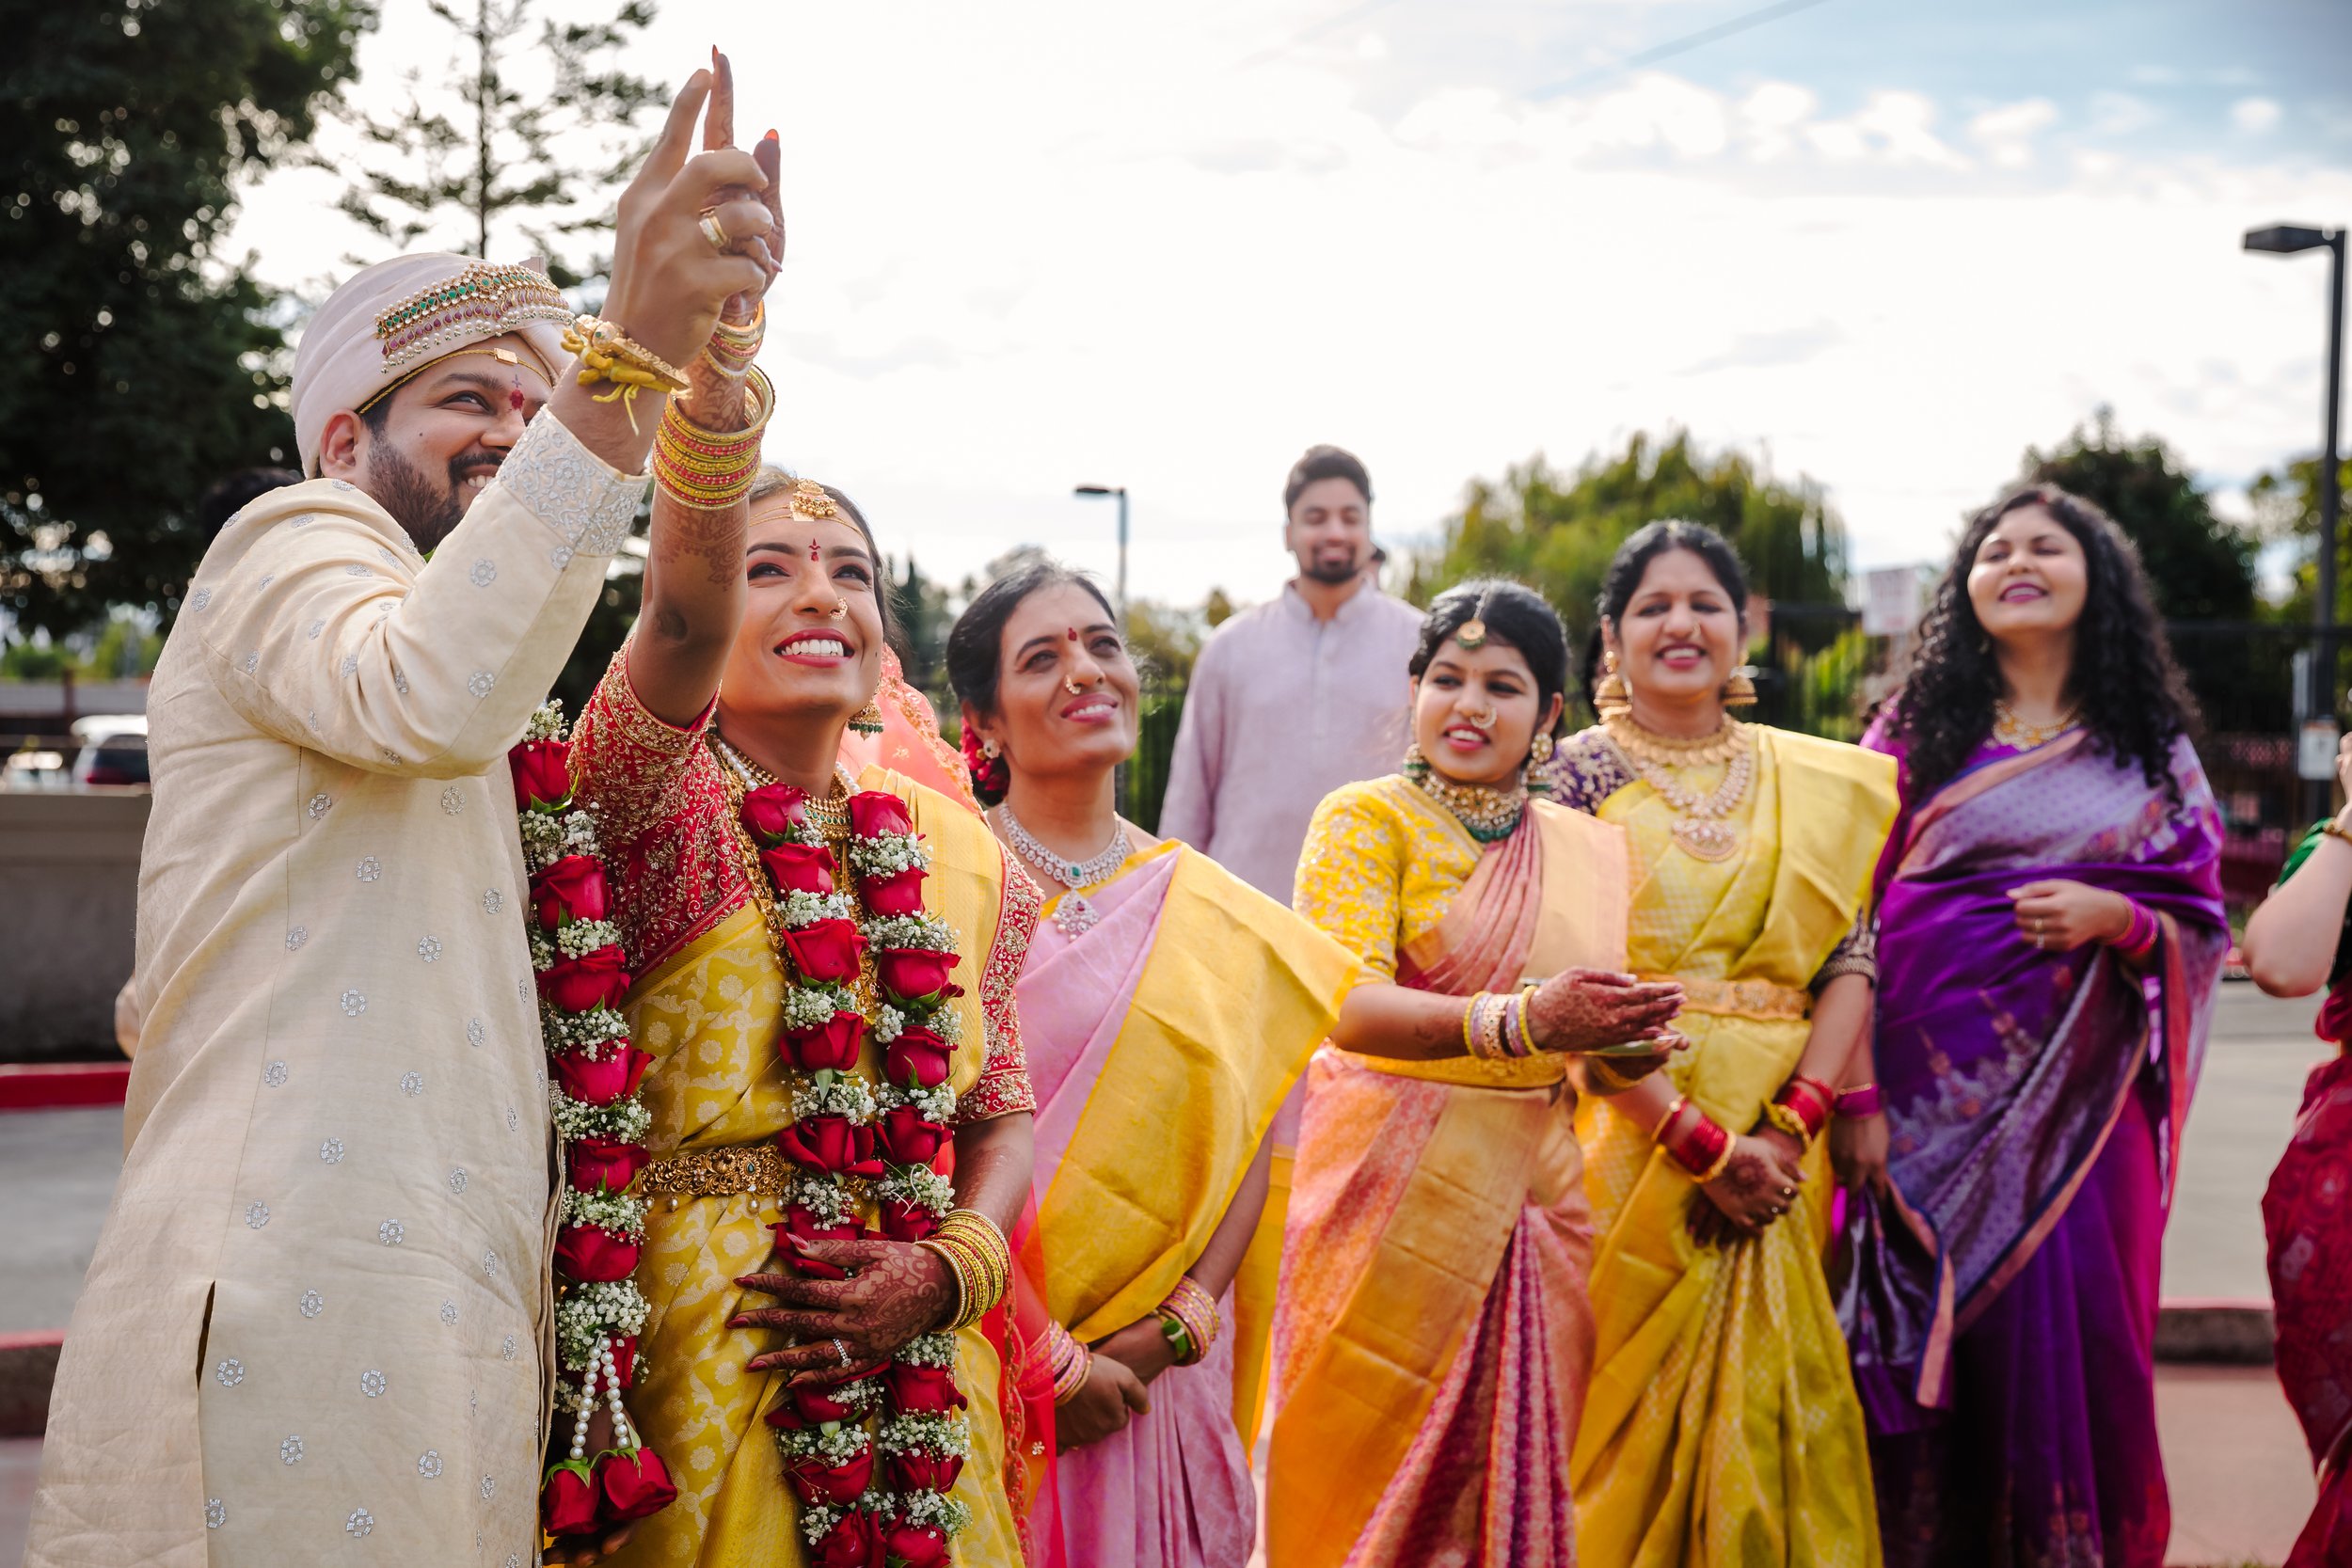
[507,380,526,412]
[808,541,821,562]
[1066,627,1078,641]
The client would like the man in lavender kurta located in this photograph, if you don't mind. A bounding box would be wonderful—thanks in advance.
[1158,444,1422,903]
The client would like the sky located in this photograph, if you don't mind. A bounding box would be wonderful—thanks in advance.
[227,0,2352,611]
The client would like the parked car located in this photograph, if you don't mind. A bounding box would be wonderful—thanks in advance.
[70,715,149,787]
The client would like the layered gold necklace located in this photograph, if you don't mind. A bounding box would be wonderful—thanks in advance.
[1601,715,1754,863]
[711,732,854,838]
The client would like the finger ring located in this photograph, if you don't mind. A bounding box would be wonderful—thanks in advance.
[699,210,731,251]
[830,1337,851,1369]
[1779,1186,1796,1199]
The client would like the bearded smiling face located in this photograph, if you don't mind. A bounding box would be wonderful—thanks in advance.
[314,331,551,553]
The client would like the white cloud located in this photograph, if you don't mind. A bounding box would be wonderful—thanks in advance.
[1968,98,2059,168]
[218,0,2352,604]
[2233,97,2283,134]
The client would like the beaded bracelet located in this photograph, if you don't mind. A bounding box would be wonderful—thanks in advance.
[916,1208,1011,1331]
[562,314,691,433]
[1833,1083,1883,1118]
[1044,1321,1092,1404]
[704,302,764,377]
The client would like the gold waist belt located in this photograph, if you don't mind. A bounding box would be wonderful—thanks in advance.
[639,1144,793,1199]
[1645,974,1811,1022]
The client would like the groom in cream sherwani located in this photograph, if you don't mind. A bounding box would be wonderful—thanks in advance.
[26,68,780,1568]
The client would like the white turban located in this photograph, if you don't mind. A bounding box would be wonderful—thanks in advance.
[291,253,574,473]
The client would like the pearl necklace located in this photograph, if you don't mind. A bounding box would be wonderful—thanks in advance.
[998,802,1133,936]
[1602,716,1754,863]
[1991,700,2078,752]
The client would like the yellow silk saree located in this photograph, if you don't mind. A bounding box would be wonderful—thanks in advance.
[1556,725,1896,1568]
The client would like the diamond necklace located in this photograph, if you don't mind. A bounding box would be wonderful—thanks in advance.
[1601,716,1753,863]
[997,802,1134,936]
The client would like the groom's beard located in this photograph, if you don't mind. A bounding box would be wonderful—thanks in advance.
[365,445,501,555]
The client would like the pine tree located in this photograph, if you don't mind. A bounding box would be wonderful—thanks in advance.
[0,0,372,638]
[331,0,662,283]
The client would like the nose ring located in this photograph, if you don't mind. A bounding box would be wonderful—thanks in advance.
[1464,705,1498,731]
[1063,676,1086,696]
[829,600,847,620]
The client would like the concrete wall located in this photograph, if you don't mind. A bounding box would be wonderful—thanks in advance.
[0,792,146,1059]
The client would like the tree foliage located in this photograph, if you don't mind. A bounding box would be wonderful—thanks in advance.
[331,0,660,281]
[0,0,372,638]
[1406,429,1849,641]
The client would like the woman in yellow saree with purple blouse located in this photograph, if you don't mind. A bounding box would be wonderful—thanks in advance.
[1269,581,1684,1568]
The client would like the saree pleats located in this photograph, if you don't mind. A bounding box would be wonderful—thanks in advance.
[1570,728,1896,1568]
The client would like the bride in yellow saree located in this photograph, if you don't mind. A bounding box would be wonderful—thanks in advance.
[1547,522,1897,1568]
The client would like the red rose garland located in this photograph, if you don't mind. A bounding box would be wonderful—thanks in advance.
[512,705,677,1538]
[734,773,977,1562]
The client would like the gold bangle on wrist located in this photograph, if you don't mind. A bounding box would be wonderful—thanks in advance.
[1763,1100,1817,1148]
[2325,816,2352,851]
[1694,1139,1737,1184]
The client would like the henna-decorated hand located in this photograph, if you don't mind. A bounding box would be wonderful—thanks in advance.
[1056,1352,1150,1454]
[1526,968,1683,1053]
[678,49,784,430]
[1829,1109,1889,1196]
[733,1237,955,1388]
[1687,1130,1806,1248]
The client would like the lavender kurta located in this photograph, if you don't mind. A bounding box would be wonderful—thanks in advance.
[1158,580,1422,903]
[27,411,645,1568]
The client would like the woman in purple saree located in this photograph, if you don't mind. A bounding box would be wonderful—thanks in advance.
[1840,483,2228,1567]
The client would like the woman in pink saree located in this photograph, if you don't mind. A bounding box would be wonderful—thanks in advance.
[1269,580,1684,1568]
[940,562,1359,1564]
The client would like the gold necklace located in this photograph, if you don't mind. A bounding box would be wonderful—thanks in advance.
[1401,747,1527,843]
[1602,714,1748,768]
[1601,716,1753,863]
[710,733,854,838]
[1991,701,2078,752]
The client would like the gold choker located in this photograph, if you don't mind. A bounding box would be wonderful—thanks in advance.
[1602,716,1748,769]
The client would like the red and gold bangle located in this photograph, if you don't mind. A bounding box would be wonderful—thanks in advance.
[1768,1074,1836,1146]
[1044,1322,1092,1404]
[652,367,774,510]
[1833,1083,1883,1118]
[916,1208,1011,1331]
[703,302,764,377]
[1653,1094,1734,1180]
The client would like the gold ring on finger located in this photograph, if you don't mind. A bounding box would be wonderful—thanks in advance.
[699,210,731,251]
[1779,1186,1796,1199]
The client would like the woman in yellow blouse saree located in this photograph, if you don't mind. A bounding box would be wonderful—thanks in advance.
[1270,581,1683,1568]
[1546,522,1897,1568]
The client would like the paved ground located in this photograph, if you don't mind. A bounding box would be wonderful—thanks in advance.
[0,985,2334,1562]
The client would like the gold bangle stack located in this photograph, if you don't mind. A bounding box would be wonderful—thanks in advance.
[652,366,775,511]
[1762,1099,1818,1149]
[561,314,691,434]
[918,1208,1010,1331]
[704,302,764,377]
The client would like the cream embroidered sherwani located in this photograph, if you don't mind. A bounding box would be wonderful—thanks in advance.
[27,410,645,1568]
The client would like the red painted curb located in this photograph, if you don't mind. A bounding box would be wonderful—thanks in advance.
[0,1063,130,1111]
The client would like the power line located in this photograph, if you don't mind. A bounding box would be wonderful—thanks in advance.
[1534,0,1842,99]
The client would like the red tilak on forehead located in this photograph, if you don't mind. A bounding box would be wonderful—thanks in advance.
[1066,627,1078,641]
[808,541,821,562]
[508,380,525,412]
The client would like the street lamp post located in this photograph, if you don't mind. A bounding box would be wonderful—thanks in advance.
[1073,484,1129,621]
[2247,223,2346,823]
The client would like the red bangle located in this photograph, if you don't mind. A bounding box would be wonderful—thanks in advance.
[1657,1098,1732,1179]
[1833,1084,1883,1118]
[1772,1075,1836,1141]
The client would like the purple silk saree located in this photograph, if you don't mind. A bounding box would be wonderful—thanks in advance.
[1840,725,2226,1568]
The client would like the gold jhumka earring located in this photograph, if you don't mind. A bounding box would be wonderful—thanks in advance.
[1595,651,1631,720]
[1723,667,1758,707]
[849,697,885,736]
